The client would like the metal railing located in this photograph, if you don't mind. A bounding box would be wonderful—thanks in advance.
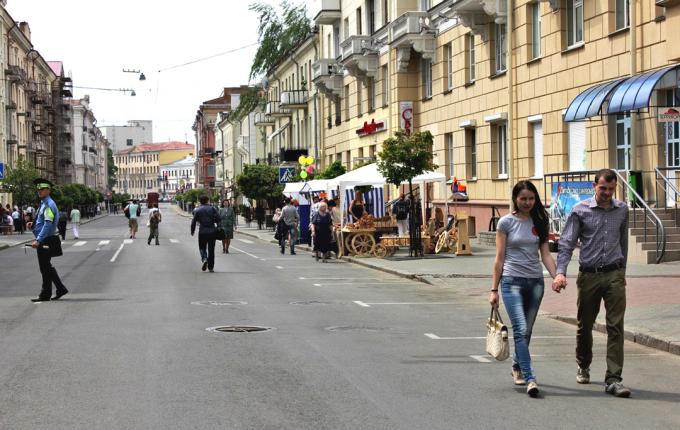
[655,167,680,211]
[544,170,666,263]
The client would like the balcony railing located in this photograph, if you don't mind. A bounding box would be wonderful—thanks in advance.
[389,11,436,72]
[280,90,309,108]
[265,100,292,117]
[7,134,18,145]
[312,0,341,25]
[341,35,375,60]
[254,112,275,126]
[312,59,344,97]
[5,65,26,82]
[340,35,379,78]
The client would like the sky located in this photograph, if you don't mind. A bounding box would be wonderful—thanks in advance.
[7,0,283,145]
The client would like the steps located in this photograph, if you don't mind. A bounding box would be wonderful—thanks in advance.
[628,208,680,264]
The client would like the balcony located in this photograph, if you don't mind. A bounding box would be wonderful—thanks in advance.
[254,112,275,127]
[312,0,341,26]
[340,35,379,79]
[5,65,26,82]
[280,90,309,109]
[5,101,17,110]
[6,134,18,145]
[312,59,344,97]
[265,100,291,117]
[444,0,507,42]
[389,11,437,72]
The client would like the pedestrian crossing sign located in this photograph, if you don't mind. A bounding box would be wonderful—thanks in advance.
[279,166,296,183]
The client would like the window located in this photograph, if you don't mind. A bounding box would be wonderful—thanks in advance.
[568,121,587,170]
[327,34,332,58]
[530,2,541,59]
[335,98,342,125]
[333,25,341,57]
[357,81,363,116]
[381,65,389,106]
[465,128,477,179]
[422,58,432,99]
[419,0,431,11]
[344,17,350,39]
[567,0,584,47]
[367,77,376,111]
[344,84,350,119]
[615,113,630,170]
[467,33,476,83]
[615,0,629,30]
[126,138,133,146]
[445,43,453,90]
[367,0,375,34]
[346,150,351,169]
[383,0,389,26]
[356,7,362,35]
[446,133,454,178]
[531,122,544,177]
[494,24,507,74]
[495,124,508,177]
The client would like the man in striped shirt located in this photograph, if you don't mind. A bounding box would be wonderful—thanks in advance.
[553,168,631,398]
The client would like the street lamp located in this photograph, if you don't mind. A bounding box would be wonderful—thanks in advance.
[123,68,146,81]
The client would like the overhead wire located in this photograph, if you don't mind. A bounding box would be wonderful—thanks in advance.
[157,42,258,73]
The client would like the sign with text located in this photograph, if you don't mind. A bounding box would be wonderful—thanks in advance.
[658,107,680,123]
[549,181,595,234]
[278,166,296,183]
[399,101,413,136]
[356,119,386,137]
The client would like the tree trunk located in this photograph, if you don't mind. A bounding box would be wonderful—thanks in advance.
[408,179,423,257]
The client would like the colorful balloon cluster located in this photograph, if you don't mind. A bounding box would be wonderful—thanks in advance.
[298,155,315,179]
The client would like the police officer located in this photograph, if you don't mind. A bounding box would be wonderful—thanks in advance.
[28,178,68,302]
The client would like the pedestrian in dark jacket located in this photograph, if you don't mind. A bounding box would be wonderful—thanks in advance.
[191,195,219,272]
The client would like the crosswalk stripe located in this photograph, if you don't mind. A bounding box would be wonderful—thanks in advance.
[73,241,86,247]
[169,239,179,243]
[98,240,110,246]
[237,238,254,244]
[123,239,133,244]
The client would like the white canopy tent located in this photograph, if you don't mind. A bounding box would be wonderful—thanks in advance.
[402,171,448,224]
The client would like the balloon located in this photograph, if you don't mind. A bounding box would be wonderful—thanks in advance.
[306,156,315,165]
[298,155,307,164]
[300,171,308,179]
[306,165,314,173]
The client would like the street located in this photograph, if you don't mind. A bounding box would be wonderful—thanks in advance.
[1,206,679,430]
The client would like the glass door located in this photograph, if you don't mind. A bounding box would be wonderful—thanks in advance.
[665,90,680,207]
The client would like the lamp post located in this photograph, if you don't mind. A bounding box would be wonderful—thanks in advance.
[123,68,146,81]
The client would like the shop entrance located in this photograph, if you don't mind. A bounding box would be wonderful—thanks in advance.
[664,89,680,207]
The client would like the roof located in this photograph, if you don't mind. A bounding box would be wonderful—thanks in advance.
[134,141,196,152]
[47,61,63,76]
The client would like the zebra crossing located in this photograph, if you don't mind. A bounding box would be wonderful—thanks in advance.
[60,238,182,252]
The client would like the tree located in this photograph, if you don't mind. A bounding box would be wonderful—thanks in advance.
[249,1,312,81]
[236,164,284,211]
[107,148,118,190]
[1,160,39,213]
[316,160,346,179]
[377,131,437,256]
[230,86,266,123]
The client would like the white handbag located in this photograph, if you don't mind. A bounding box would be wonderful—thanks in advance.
[486,306,510,361]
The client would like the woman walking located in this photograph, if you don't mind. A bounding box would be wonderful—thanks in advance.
[311,202,333,262]
[490,180,558,397]
[218,199,236,253]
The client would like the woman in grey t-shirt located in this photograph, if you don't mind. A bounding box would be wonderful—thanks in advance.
[490,180,558,397]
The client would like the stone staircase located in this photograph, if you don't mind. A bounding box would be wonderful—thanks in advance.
[628,208,680,264]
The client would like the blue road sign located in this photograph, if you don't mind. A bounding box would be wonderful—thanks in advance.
[0,162,4,180]
[279,166,296,183]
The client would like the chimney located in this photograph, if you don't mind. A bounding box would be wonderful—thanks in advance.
[18,22,31,41]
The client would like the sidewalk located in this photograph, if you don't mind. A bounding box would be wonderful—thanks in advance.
[234,220,680,357]
[0,213,110,251]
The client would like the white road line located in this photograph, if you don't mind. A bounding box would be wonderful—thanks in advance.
[313,282,413,286]
[425,333,441,339]
[424,334,576,340]
[236,238,254,244]
[353,301,371,307]
[300,277,382,280]
[275,265,284,269]
[73,241,87,247]
[231,246,260,260]
[313,283,322,287]
[110,244,125,262]
[361,302,460,306]
[123,239,133,245]
[169,239,179,243]
[98,240,110,246]
[470,355,492,363]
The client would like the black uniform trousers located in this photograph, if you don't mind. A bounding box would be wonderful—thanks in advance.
[37,247,66,299]
[198,231,217,270]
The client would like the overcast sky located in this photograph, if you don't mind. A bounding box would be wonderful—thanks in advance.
[7,0,284,144]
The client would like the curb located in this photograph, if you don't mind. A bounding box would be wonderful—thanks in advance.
[546,314,680,356]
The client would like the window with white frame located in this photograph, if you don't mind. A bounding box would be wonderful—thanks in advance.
[615,113,631,170]
[367,77,376,111]
[382,65,389,106]
[567,0,584,46]
[422,58,432,99]
[497,124,508,176]
[446,43,453,90]
[531,2,541,59]
[465,128,477,179]
[357,81,363,116]
[532,122,544,177]
[615,0,629,30]
[494,23,507,73]
[468,33,476,82]
[446,133,454,178]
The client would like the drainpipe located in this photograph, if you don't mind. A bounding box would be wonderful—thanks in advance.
[290,56,301,152]
[507,0,515,209]
[629,0,638,172]
[313,40,320,169]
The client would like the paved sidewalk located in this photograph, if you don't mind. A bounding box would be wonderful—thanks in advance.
[0,213,110,251]
[231,218,680,357]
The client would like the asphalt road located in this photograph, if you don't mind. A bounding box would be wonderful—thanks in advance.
[1,205,679,430]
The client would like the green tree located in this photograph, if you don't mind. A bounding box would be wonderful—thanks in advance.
[249,1,312,81]
[236,164,284,208]
[107,148,118,190]
[230,86,266,123]
[316,160,346,179]
[1,159,39,210]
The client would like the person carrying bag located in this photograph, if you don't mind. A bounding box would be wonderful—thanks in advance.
[486,306,509,361]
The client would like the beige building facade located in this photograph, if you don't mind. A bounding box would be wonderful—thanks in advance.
[313,0,680,231]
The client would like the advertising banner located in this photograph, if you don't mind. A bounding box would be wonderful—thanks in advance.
[549,181,594,234]
[399,101,413,136]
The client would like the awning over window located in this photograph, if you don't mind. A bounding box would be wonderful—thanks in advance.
[607,64,680,114]
[563,78,626,122]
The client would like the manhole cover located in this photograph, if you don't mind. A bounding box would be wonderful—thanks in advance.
[290,300,336,305]
[191,300,248,306]
[325,325,389,332]
[206,325,272,333]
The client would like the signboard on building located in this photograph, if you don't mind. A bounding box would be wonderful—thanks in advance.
[356,119,386,137]
[399,101,413,136]
[658,107,680,123]
[549,181,595,234]
[279,166,296,183]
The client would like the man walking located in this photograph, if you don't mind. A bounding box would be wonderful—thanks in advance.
[191,195,219,272]
[124,200,140,239]
[70,206,81,239]
[28,178,68,302]
[553,168,631,397]
[280,198,299,255]
[147,203,161,245]
[394,193,410,236]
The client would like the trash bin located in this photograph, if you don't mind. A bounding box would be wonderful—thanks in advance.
[628,170,644,207]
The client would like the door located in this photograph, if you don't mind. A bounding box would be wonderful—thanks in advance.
[665,90,680,207]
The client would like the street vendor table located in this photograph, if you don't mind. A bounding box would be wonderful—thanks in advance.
[376,234,432,257]
[338,228,377,257]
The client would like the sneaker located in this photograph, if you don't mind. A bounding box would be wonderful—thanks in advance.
[512,368,526,385]
[526,380,539,397]
[605,381,631,398]
[201,261,208,272]
[576,367,590,384]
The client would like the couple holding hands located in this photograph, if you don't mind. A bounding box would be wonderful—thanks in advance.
[490,169,630,398]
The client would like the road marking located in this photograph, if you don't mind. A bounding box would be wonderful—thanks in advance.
[354,301,371,307]
[237,238,254,244]
[123,239,133,245]
[313,282,413,286]
[424,334,576,340]
[98,240,110,246]
[313,283,322,287]
[275,265,284,269]
[73,241,87,247]
[110,244,124,262]
[358,302,460,306]
[169,239,179,243]
[470,355,492,363]
[231,246,260,260]
[300,277,382,280]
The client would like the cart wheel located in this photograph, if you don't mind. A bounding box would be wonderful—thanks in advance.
[345,234,353,255]
[373,244,388,258]
[351,233,376,256]
[435,231,448,254]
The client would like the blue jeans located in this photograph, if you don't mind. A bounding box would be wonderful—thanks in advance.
[279,224,297,253]
[500,276,545,382]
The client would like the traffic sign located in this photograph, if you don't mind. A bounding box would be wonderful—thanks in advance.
[279,166,296,183]
[0,162,4,180]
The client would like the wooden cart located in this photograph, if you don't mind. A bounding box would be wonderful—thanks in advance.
[375,234,432,257]
[338,227,378,257]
